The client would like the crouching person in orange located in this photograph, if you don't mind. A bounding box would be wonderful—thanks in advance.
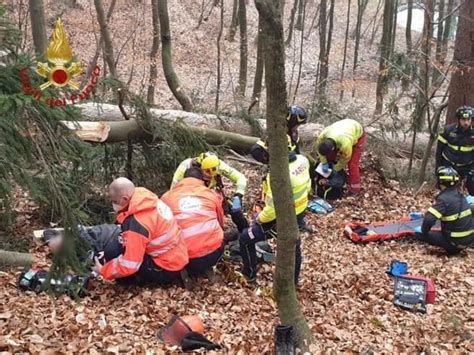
[161,167,225,277]
[92,177,189,286]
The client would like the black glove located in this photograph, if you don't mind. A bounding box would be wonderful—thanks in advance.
[181,332,221,351]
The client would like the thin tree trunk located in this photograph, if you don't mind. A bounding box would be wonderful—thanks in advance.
[375,0,395,113]
[94,0,117,78]
[446,0,473,123]
[228,0,239,41]
[238,0,248,97]
[406,0,413,53]
[390,0,398,58]
[157,0,193,111]
[295,0,304,31]
[414,0,434,128]
[317,0,328,97]
[215,0,224,111]
[28,0,47,57]
[292,0,306,102]
[285,0,299,46]
[0,250,33,268]
[339,0,351,101]
[432,0,445,86]
[251,15,264,110]
[147,0,160,105]
[352,0,368,97]
[254,0,314,349]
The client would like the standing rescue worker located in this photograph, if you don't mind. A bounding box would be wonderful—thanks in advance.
[435,106,474,195]
[162,167,225,277]
[243,138,311,283]
[416,167,474,255]
[314,118,366,195]
[171,152,248,232]
[92,177,189,285]
[287,105,308,153]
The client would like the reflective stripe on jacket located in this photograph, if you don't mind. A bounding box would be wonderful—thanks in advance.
[435,123,474,168]
[171,157,247,195]
[422,186,474,239]
[101,187,188,280]
[258,154,311,224]
[315,119,364,171]
[162,177,225,259]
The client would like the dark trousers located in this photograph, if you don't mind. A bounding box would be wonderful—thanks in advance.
[239,214,304,283]
[117,254,182,286]
[229,209,249,232]
[186,243,225,277]
[417,231,474,255]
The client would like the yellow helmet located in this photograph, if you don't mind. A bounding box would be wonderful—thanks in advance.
[199,152,220,176]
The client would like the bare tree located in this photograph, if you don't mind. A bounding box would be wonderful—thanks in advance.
[157,0,193,111]
[228,0,239,41]
[215,0,224,111]
[94,0,117,78]
[375,0,395,113]
[250,14,264,111]
[317,0,335,97]
[352,0,368,97]
[295,0,304,31]
[285,0,299,45]
[28,0,47,56]
[238,0,248,97]
[406,0,413,53]
[147,0,160,105]
[254,0,313,350]
[446,0,473,123]
[339,0,351,100]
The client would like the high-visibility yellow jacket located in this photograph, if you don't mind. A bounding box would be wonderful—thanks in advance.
[315,119,364,171]
[171,157,247,196]
[258,154,311,224]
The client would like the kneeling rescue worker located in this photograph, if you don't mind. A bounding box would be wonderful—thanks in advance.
[314,118,366,195]
[171,152,248,232]
[92,177,189,285]
[242,136,311,283]
[162,167,225,277]
[416,167,474,255]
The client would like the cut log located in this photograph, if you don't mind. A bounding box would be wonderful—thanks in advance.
[0,250,33,268]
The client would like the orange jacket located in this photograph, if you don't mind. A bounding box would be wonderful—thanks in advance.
[161,177,224,259]
[101,187,188,280]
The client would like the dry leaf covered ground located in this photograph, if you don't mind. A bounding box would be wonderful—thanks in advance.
[1,157,473,353]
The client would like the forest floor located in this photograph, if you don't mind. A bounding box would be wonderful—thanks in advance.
[1,155,473,353]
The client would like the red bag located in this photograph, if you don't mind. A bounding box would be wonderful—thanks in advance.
[402,275,436,304]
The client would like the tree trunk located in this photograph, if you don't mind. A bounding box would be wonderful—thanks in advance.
[28,0,47,57]
[375,0,395,113]
[94,0,117,78]
[295,0,304,31]
[390,0,398,59]
[215,0,224,112]
[147,0,160,105]
[0,250,33,268]
[157,0,193,111]
[227,0,239,41]
[405,0,413,53]
[285,0,299,46]
[352,0,368,97]
[254,0,314,350]
[317,0,328,97]
[251,15,264,110]
[292,0,306,102]
[339,0,351,100]
[414,0,434,129]
[238,0,248,97]
[446,0,474,123]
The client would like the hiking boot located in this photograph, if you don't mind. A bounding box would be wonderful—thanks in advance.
[204,267,217,283]
[180,269,194,291]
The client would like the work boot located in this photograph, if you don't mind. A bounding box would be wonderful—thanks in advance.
[180,269,194,291]
[274,325,296,355]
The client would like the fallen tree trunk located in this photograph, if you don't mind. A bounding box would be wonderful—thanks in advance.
[0,250,33,269]
[62,120,260,153]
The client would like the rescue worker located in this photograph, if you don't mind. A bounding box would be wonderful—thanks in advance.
[242,137,311,283]
[287,105,308,153]
[161,167,225,277]
[435,106,474,195]
[171,152,248,232]
[314,118,366,195]
[92,177,189,285]
[416,167,474,255]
